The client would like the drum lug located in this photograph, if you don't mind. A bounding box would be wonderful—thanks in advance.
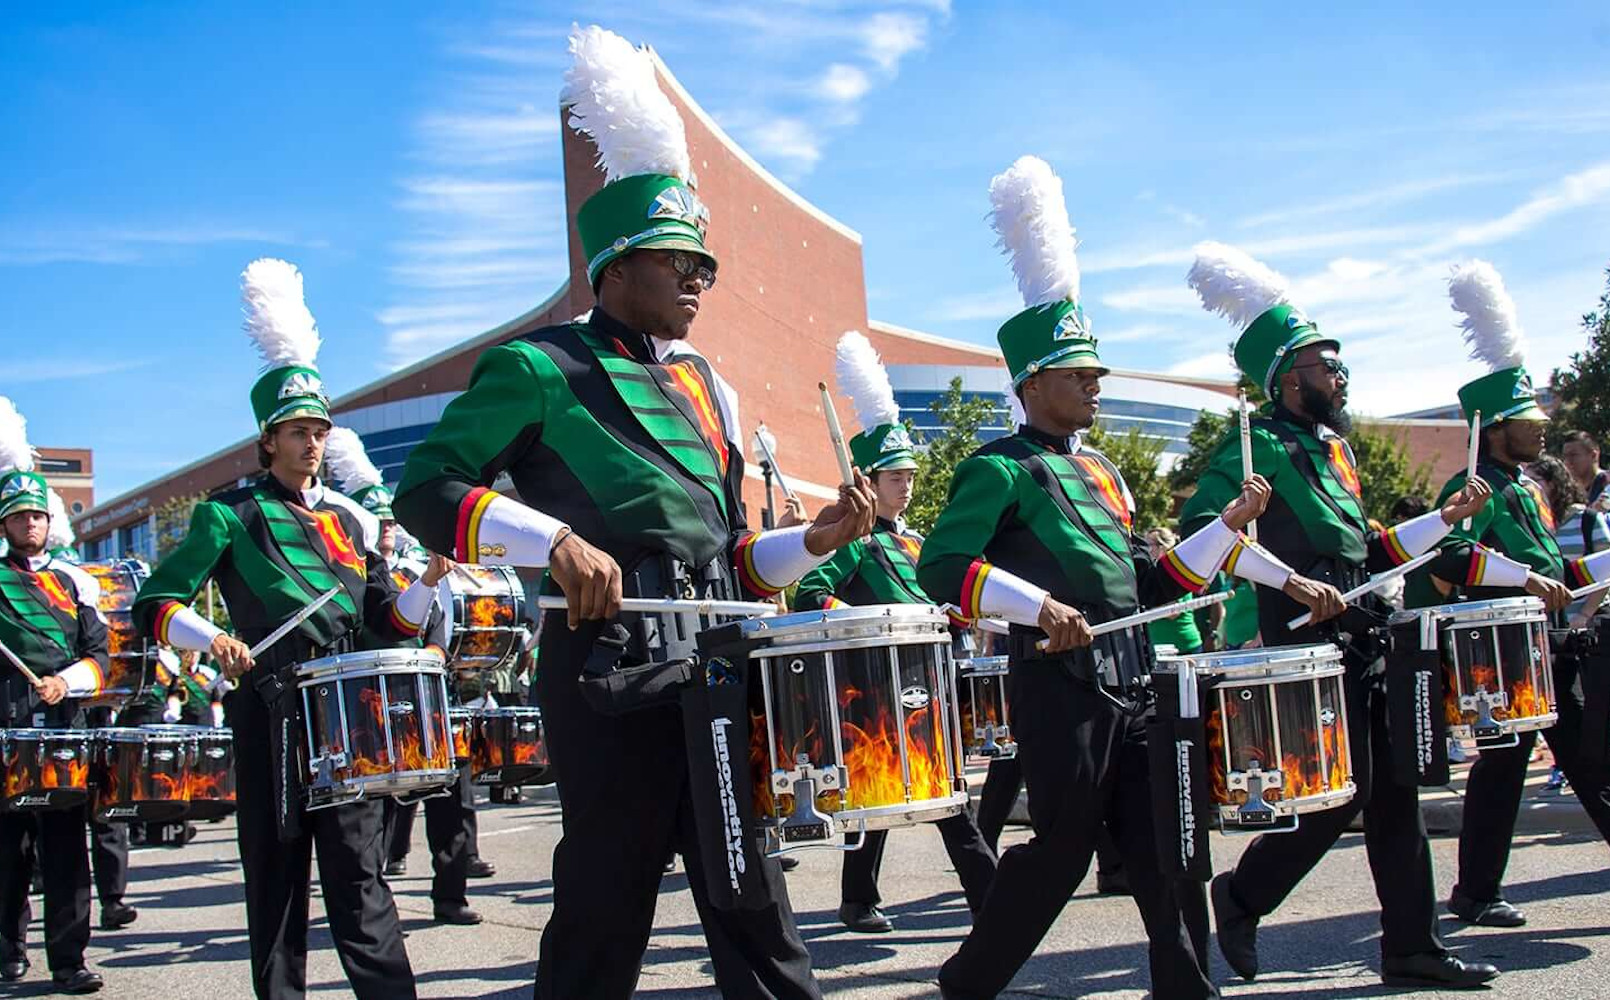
[1463,690,1509,739]
[308,750,348,789]
[773,756,844,845]
[1228,762,1283,826]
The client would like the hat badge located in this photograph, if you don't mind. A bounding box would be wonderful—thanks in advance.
[1,477,42,502]
[1052,305,1092,342]
[647,185,710,236]
[881,426,914,453]
[1513,373,1535,400]
[278,371,327,402]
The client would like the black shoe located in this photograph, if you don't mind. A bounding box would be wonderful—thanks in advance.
[99,902,138,930]
[1212,872,1259,982]
[1381,952,1500,989]
[778,855,800,872]
[466,858,495,879]
[1,957,27,982]
[1447,890,1527,927]
[1095,867,1130,896]
[837,902,894,933]
[384,859,407,877]
[433,904,483,926]
[52,968,104,994]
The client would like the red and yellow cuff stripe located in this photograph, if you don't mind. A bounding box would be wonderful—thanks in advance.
[945,607,974,630]
[959,560,992,620]
[67,658,106,697]
[1381,526,1414,566]
[1160,547,1212,594]
[1466,546,1490,587]
[154,601,186,646]
[454,487,499,564]
[822,596,849,610]
[734,533,784,598]
[1567,558,1595,590]
[388,603,422,637]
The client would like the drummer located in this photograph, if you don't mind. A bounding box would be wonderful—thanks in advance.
[0,396,110,994]
[794,331,997,934]
[916,158,1320,1000]
[394,26,874,999]
[133,259,446,1000]
[1179,243,1507,989]
[1405,262,1610,929]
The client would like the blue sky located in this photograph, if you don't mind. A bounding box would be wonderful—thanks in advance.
[5,1,1610,502]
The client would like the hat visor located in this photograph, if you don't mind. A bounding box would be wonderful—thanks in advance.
[1040,355,1111,377]
[266,403,332,428]
[865,455,919,473]
[0,498,50,520]
[633,232,718,273]
[1494,404,1549,424]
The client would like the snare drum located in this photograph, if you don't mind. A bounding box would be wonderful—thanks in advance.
[712,605,968,851]
[181,727,236,819]
[449,707,473,765]
[1389,597,1555,748]
[296,647,456,810]
[1155,644,1355,832]
[440,566,530,672]
[955,656,1015,759]
[1,730,91,811]
[92,727,193,823]
[80,560,155,708]
[470,706,550,786]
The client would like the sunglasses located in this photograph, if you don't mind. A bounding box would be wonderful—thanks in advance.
[1290,357,1349,380]
[664,250,717,290]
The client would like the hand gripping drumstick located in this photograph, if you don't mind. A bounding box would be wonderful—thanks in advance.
[0,637,48,689]
[1238,390,1258,544]
[819,382,856,487]
[1034,590,1233,651]
[1462,410,1481,531]
[249,586,342,659]
[534,595,778,618]
[1285,549,1438,630]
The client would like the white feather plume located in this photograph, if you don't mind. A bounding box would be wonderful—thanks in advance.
[1002,379,1026,428]
[0,396,35,474]
[1448,260,1528,372]
[46,490,74,549]
[988,155,1081,309]
[241,258,321,371]
[323,427,385,494]
[1187,241,1291,328]
[563,25,691,182]
[834,331,900,432]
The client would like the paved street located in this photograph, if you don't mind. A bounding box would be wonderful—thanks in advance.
[10,764,1610,999]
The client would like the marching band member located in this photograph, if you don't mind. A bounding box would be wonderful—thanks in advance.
[794,331,997,934]
[1407,262,1610,928]
[1179,243,1502,988]
[394,27,874,999]
[918,158,1312,1000]
[0,398,108,994]
[133,260,445,1000]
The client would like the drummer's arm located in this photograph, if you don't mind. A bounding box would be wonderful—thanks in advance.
[1420,490,1531,591]
[1362,475,1491,573]
[730,472,876,599]
[133,500,232,654]
[792,541,862,611]
[916,455,1045,627]
[55,570,110,698]
[393,345,569,568]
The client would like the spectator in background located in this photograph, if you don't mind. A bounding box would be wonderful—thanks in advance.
[1561,430,1610,510]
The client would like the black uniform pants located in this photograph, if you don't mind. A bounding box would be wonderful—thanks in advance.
[533,620,820,1000]
[1455,651,1610,903]
[938,664,1215,1000]
[1222,664,1444,960]
[384,762,478,908]
[975,754,1123,874]
[90,820,128,906]
[226,688,416,1000]
[0,806,92,974]
[840,808,997,913]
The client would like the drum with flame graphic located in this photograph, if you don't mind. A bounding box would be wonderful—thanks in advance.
[80,559,158,709]
[91,727,194,823]
[440,565,530,673]
[469,706,551,786]
[1,730,92,811]
[954,656,1015,760]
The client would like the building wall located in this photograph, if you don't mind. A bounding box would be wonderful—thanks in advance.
[36,446,93,516]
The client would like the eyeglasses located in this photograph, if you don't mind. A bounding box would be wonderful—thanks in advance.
[1290,357,1349,381]
[664,250,717,290]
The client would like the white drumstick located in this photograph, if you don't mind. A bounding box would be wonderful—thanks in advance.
[1569,579,1610,602]
[819,382,856,487]
[249,586,343,659]
[1286,550,1437,630]
[0,637,46,689]
[1034,591,1232,651]
[1462,410,1481,531]
[753,426,798,502]
[1238,390,1257,543]
[534,595,778,618]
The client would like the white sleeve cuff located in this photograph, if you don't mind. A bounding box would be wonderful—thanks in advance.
[162,605,224,653]
[1159,518,1240,592]
[976,565,1049,627]
[1384,510,1453,562]
[1573,548,1610,586]
[466,493,569,567]
[1223,537,1295,590]
[392,578,434,632]
[1472,546,1530,588]
[57,659,103,698]
[739,526,831,596]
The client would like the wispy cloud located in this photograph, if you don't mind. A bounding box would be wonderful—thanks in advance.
[0,225,308,266]
[1408,162,1610,259]
[1238,173,1513,230]
[0,358,150,381]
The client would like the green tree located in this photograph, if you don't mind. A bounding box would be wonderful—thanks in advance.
[1548,263,1610,449]
[1350,421,1433,524]
[1169,408,1233,495]
[907,378,1001,535]
[1085,423,1172,532]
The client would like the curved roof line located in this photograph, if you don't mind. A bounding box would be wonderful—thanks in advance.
[645,47,862,246]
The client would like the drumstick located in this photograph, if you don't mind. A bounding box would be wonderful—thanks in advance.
[1286,549,1438,630]
[451,563,491,592]
[534,595,779,618]
[1568,579,1610,602]
[248,586,342,659]
[1238,390,1258,544]
[819,382,856,487]
[0,637,47,689]
[1033,591,1232,651]
[1462,410,1481,531]
[753,426,798,502]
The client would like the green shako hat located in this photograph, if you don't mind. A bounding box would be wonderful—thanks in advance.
[988,156,1107,386]
[1188,242,1338,400]
[834,331,917,473]
[565,26,715,289]
[0,397,49,521]
[1448,260,1546,427]
[324,427,395,520]
[241,258,329,431]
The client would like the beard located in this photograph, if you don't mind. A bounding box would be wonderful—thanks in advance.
[1298,381,1352,435]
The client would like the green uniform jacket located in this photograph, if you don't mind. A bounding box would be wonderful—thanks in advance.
[133,476,417,653]
[916,427,1193,622]
[394,309,766,593]
[0,553,108,725]
[796,517,928,609]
